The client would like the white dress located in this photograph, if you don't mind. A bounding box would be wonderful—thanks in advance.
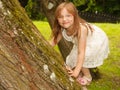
[62,24,109,69]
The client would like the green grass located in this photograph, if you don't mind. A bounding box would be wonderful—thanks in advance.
[33,21,120,90]
[33,21,51,40]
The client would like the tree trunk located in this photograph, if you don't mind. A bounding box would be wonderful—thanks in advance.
[0,0,81,90]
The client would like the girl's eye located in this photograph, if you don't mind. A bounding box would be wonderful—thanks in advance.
[58,16,63,19]
[66,15,71,17]
[57,14,72,19]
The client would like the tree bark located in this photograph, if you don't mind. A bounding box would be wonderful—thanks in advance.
[0,0,81,90]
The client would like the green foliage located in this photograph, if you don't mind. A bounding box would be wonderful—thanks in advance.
[33,21,120,90]
[71,0,96,12]
[25,0,33,18]
[88,0,120,15]
[71,0,87,6]
[25,0,46,20]
[22,0,120,20]
[71,0,120,16]
[85,0,96,11]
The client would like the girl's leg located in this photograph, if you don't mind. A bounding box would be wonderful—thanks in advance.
[81,68,92,79]
[77,67,92,86]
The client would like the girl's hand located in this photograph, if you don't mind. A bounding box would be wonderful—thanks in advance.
[69,67,80,78]
[65,64,72,71]
[65,65,79,78]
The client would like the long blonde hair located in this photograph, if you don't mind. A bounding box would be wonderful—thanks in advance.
[52,2,92,43]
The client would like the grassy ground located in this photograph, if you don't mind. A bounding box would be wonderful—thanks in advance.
[33,21,120,90]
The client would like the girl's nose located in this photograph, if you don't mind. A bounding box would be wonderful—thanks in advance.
[63,17,66,21]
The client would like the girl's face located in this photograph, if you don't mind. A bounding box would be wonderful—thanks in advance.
[57,8,74,30]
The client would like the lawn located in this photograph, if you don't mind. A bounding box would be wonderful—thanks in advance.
[33,21,120,90]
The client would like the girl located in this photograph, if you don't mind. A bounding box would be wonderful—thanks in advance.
[49,2,109,87]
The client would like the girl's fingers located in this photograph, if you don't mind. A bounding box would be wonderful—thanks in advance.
[64,64,74,75]
[66,66,70,70]
[68,69,73,74]
[65,65,71,71]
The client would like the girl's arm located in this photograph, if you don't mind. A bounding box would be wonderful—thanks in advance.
[70,25,88,78]
[49,37,56,47]
[49,32,62,47]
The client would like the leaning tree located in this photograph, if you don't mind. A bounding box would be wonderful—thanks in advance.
[0,0,82,90]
